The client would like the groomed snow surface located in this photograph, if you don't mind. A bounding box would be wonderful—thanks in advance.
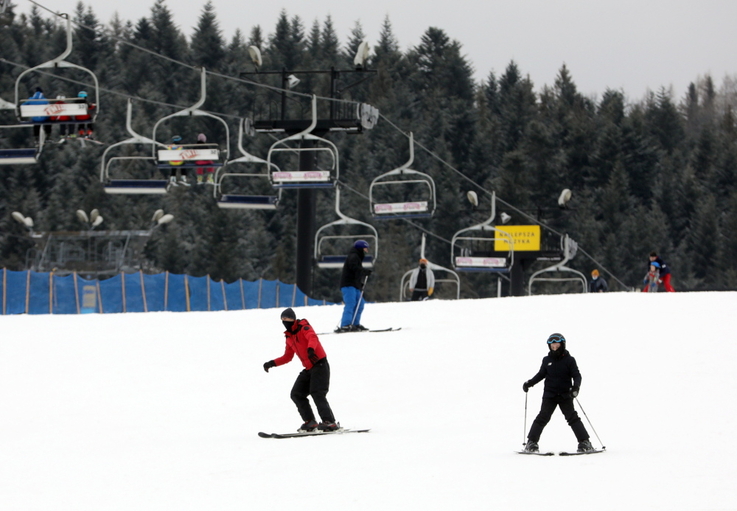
[1,291,735,510]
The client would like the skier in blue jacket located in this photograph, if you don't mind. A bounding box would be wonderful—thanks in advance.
[522,333,594,453]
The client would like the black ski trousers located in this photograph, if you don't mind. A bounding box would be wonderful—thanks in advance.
[528,395,589,442]
[290,359,335,423]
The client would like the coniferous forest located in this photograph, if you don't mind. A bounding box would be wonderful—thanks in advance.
[2,1,737,303]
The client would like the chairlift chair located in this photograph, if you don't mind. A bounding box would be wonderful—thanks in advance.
[0,97,43,164]
[314,186,378,269]
[451,191,514,273]
[100,99,168,194]
[400,261,460,300]
[14,14,100,131]
[151,68,229,175]
[527,234,587,295]
[267,95,338,189]
[214,118,281,209]
[369,132,436,219]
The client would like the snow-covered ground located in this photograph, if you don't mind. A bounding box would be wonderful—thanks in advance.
[1,291,735,510]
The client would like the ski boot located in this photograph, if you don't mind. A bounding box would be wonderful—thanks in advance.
[351,324,368,332]
[577,439,595,453]
[524,440,539,453]
[318,421,340,432]
[298,419,318,432]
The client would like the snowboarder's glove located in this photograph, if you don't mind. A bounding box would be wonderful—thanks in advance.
[523,381,532,393]
[571,386,579,398]
[307,347,320,364]
[263,360,276,373]
[365,269,373,276]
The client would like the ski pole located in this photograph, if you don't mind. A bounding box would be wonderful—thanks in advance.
[350,273,370,326]
[575,397,606,449]
[522,391,528,446]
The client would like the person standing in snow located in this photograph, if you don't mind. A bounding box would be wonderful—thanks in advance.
[648,251,674,292]
[522,333,594,453]
[408,258,435,301]
[589,269,608,293]
[263,308,339,432]
[336,240,372,332]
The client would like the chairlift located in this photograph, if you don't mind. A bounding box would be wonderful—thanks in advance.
[214,118,281,209]
[314,186,378,269]
[527,234,587,295]
[399,235,460,300]
[451,191,514,273]
[0,96,44,164]
[267,95,338,189]
[369,132,436,219]
[100,99,168,194]
[14,14,100,131]
[151,68,229,174]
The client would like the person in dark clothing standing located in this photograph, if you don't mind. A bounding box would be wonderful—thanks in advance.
[409,258,435,301]
[649,251,675,292]
[263,308,339,432]
[336,240,372,332]
[522,333,594,453]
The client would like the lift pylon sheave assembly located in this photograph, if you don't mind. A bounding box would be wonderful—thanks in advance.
[527,234,587,295]
[214,118,281,209]
[152,68,229,172]
[100,99,168,194]
[451,191,514,272]
[369,132,436,219]
[314,186,378,269]
[267,96,338,189]
[14,14,100,127]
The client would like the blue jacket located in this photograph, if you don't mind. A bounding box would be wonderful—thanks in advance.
[28,91,49,122]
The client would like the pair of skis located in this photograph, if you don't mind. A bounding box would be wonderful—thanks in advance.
[517,449,605,456]
[324,327,401,335]
[259,428,370,439]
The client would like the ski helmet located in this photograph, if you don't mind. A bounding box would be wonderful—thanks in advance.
[547,333,566,350]
[354,240,369,250]
[651,261,661,269]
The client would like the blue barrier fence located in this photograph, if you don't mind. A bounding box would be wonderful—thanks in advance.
[1,270,332,315]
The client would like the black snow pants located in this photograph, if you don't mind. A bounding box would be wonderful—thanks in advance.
[290,358,335,423]
[528,395,589,442]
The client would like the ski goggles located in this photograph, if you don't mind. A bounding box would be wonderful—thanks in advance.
[547,334,566,344]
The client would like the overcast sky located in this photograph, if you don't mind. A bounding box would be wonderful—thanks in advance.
[19,0,737,101]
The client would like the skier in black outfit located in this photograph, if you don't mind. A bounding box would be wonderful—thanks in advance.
[522,333,594,453]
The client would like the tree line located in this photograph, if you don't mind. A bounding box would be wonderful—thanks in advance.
[1,0,736,303]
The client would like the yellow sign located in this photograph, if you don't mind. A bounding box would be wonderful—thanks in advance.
[494,225,541,251]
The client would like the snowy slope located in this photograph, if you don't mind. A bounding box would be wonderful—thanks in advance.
[1,291,736,510]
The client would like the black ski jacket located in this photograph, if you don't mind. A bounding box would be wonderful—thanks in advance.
[340,247,367,289]
[527,350,582,399]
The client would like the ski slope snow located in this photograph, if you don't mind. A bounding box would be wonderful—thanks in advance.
[1,291,735,510]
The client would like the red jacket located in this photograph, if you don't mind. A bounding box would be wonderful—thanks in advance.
[274,319,326,370]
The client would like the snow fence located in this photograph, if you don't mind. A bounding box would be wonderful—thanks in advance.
[0,270,332,315]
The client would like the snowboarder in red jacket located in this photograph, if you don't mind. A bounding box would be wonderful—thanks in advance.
[263,308,339,432]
